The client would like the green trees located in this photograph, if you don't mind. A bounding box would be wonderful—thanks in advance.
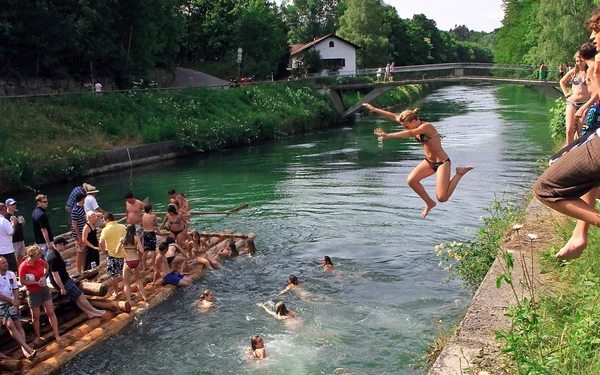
[0,0,183,85]
[494,0,598,67]
[337,0,392,68]
[0,0,498,86]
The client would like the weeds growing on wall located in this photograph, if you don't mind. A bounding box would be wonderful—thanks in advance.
[341,84,426,111]
[496,221,600,375]
[435,197,522,292]
[548,98,566,143]
[0,83,337,189]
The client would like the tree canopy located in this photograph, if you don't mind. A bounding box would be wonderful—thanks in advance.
[1,0,496,87]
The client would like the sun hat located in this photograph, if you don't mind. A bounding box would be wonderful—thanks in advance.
[84,184,99,194]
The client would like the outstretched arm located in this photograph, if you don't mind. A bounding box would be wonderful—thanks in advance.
[560,69,575,96]
[258,303,278,318]
[374,127,422,140]
[363,103,399,123]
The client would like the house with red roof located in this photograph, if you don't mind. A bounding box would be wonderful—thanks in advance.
[290,34,359,76]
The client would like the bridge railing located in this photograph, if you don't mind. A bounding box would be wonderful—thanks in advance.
[295,63,541,82]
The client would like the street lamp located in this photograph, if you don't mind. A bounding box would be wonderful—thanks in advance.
[237,47,243,79]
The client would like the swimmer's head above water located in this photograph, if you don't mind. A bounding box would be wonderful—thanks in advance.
[288,274,298,285]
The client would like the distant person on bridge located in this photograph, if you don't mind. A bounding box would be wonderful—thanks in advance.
[364,104,473,218]
[539,62,548,81]
[560,50,591,145]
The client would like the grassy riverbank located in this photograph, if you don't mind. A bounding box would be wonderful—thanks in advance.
[0,83,338,190]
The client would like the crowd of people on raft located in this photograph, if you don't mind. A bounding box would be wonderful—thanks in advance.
[0,184,338,360]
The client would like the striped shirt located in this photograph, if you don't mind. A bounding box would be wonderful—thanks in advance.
[71,205,86,239]
[66,186,85,208]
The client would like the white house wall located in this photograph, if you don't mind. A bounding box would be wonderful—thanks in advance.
[314,37,357,75]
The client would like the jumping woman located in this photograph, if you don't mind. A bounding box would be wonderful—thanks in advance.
[364,104,473,218]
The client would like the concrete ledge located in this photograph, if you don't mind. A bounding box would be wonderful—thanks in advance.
[428,199,566,374]
[83,141,198,176]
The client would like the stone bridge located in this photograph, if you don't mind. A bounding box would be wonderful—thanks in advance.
[316,63,559,118]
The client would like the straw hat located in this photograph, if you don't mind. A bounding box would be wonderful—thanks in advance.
[84,183,99,194]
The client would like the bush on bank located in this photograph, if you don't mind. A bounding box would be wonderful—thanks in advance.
[341,84,426,110]
[0,83,338,189]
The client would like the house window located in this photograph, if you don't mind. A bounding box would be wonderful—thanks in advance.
[329,41,335,48]
[322,58,345,70]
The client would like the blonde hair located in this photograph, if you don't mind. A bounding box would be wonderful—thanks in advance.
[588,8,600,31]
[26,245,43,257]
[35,194,47,203]
[398,108,420,123]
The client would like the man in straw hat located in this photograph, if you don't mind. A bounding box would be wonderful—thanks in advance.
[84,183,106,227]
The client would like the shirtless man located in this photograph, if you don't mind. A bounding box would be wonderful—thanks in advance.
[141,204,157,272]
[549,20,600,259]
[125,192,145,236]
[153,242,191,287]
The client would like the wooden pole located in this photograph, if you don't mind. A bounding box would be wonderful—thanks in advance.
[112,203,249,217]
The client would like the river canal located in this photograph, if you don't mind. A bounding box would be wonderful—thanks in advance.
[10,84,555,374]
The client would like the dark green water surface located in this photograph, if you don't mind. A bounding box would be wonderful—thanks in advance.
[9,84,555,374]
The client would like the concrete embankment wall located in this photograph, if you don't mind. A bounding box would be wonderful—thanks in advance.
[428,199,564,375]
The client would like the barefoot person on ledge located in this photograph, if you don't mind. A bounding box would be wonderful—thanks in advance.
[534,11,600,259]
[363,104,473,218]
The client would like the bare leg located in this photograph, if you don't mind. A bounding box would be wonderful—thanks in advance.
[565,103,577,145]
[206,254,221,269]
[536,194,600,227]
[134,266,147,302]
[406,160,437,218]
[555,187,600,259]
[30,307,40,347]
[123,264,133,306]
[75,295,106,318]
[76,248,84,274]
[436,163,474,202]
[6,320,34,356]
[42,300,61,341]
[196,257,213,270]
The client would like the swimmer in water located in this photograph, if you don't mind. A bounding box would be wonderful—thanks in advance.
[310,256,335,272]
[278,274,300,295]
[248,335,266,359]
[239,238,258,256]
[364,104,473,218]
[258,301,297,320]
[195,289,214,311]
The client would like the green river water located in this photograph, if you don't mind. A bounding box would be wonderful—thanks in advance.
[8,84,555,374]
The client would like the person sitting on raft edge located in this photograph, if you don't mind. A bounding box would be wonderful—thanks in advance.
[153,241,191,287]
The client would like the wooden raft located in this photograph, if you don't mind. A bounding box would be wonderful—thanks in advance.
[0,230,254,375]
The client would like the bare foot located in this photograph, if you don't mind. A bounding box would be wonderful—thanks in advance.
[555,235,588,259]
[456,166,474,176]
[421,201,437,218]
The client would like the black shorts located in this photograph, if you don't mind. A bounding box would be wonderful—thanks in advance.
[143,231,157,251]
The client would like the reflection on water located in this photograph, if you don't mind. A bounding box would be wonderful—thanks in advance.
[14,84,553,375]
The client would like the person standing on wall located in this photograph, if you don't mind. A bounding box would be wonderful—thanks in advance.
[0,204,17,272]
[4,199,25,267]
[31,195,53,259]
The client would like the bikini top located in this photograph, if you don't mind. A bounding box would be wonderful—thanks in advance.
[415,133,442,144]
[573,74,587,86]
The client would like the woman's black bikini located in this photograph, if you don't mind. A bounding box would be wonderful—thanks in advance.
[415,133,450,172]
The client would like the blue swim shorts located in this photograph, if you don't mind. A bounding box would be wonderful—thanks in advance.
[163,272,184,286]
